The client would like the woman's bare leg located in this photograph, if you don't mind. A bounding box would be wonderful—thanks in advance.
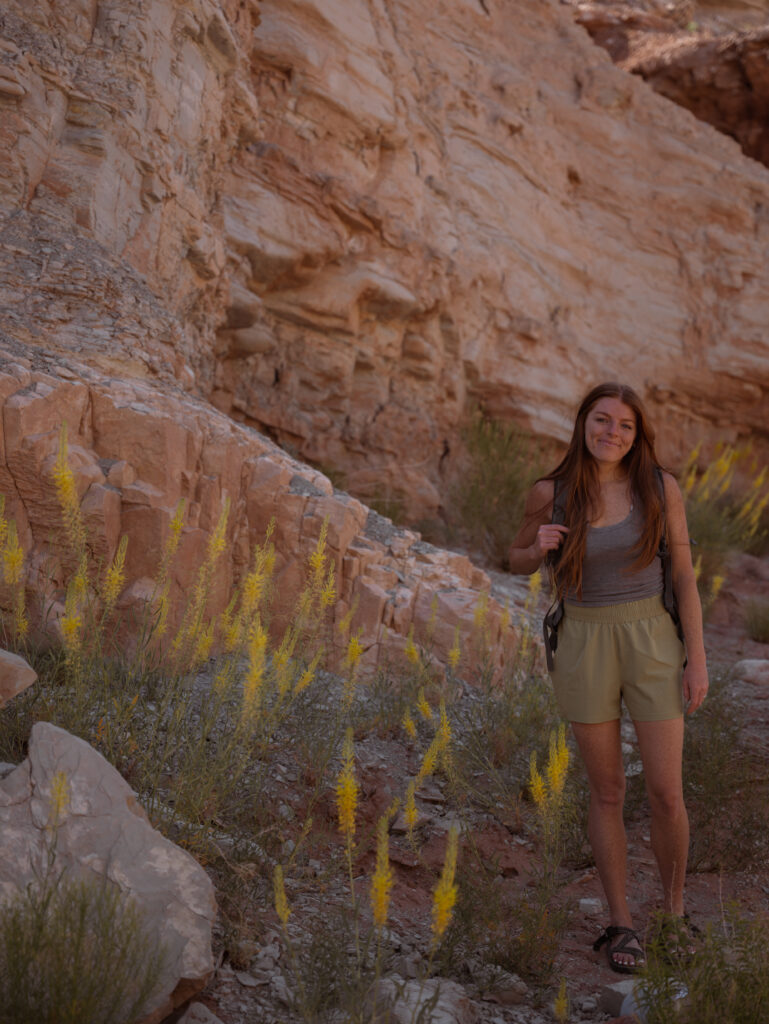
[633,717,688,916]
[571,720,642,968]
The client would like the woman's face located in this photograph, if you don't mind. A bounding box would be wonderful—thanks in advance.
[584,397,637,467]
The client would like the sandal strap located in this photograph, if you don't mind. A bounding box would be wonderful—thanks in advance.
[593,925,643,954]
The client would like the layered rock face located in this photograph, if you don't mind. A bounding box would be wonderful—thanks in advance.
[569,1,769,167]
[0,0,768,666]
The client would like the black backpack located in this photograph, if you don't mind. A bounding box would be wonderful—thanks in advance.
[541,468,682,671]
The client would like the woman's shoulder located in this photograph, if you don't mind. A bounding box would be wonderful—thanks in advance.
[523,478,556,519]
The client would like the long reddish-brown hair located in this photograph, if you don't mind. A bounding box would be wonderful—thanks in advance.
[542,382,665,599]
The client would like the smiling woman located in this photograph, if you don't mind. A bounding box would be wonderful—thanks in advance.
[507,382,708,976]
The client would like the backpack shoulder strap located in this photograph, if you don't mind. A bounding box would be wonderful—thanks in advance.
[654,467,684,641]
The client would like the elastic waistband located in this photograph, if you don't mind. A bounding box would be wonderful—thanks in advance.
[563,594,667,624]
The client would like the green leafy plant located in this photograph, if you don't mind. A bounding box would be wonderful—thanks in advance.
[745,598,769,644]
[449,412,544,568]
[0,874,164,1024]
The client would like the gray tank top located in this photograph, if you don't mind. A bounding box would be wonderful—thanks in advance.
[566,504,663,606]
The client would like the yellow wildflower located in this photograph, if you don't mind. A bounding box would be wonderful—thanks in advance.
[447,627,461,671]
[404,780,419,835]
[336,727,358,839]
[103,535,128,611]
[416,687,432,721]
[52,423,87,558]
[13,588,28,641]
[192,622,215,668]
[2,520,24,585]
[529,569,542,604]
[546,725,569,798]
[207,498,230,562]
[273,864,291,926]
[309,518,329,592]
[337,602,356,637]
[554,977,569,1023]
[61,609,82,654]
[431,826,459,945]
[156,499,186,589]
[418,735,440,783]
[48,769,70,829]
[402,710,417,740]
[437,699,452,753]
[404,626,419,666]
[345,632,364,670]
[710,575,725,601]
[692,554,702,582]
[473,592,488,630]
[370,815,394,929]
[529,751,546,809]
[320,566,336,608]
[295,652,321,696]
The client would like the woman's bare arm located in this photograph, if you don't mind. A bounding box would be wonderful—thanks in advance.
[507,479,568,575]
[663,472,709,713]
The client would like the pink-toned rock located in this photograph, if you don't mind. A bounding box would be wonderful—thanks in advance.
[0,722,217,1024]
[0,648,36,706]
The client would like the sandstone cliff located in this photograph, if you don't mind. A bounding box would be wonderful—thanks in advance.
[0,0,767,666]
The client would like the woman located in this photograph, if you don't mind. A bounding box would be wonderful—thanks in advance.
[508,382,708,973]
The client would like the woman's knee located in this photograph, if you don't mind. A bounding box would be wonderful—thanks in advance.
[590,775,626,809]
[646,783,686,820]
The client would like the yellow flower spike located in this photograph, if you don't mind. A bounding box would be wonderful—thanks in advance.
[2,520,24,585]
[404,780,419,836]
[337,602,356,637]
[692,554,702,582]
[320,565,336,608]
[404,626,419,666]
[52,423,87,558]
[438,699,452,749]
[710,575,725,600]
[309,518,329,592]
[683,466,697,497]
[554,978,569,1023]
[418,735,440,783]
[546,726,568,798]
[295,651,321,696]
[402,709,417,740]
[370,815,394,929]
[273,864,291,926]
[336,727,358,840]
[447,627,461,671]
[192,622,215,668]
[416,687,432,721]
[345,632,364,671]
[500,602,511,632]
[103,535,128,612]
[13,588,28,641]
[529,569,542,604]
[154,584,170,638]
[529,751,546,810]
[473,592,489,630]
[431,825,459,945]
[48,769,71,829]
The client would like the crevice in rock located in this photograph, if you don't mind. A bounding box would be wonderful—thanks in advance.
[565,1,769,168]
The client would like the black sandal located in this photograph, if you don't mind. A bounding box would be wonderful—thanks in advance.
[593,925,646,975]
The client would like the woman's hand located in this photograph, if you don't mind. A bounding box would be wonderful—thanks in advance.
[683,660,709,714]
[533,523,569,560]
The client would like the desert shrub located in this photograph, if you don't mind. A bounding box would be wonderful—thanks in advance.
[0,874,163,1024]
[745,597,769,644]
[681,444,768,585]
[639,906,769,1024]
[448,412,545,568]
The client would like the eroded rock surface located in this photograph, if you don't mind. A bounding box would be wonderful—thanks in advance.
[569,1,769,166]
[0,722,217,1023]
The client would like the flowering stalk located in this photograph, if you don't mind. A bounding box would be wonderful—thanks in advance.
[431,825,459,948]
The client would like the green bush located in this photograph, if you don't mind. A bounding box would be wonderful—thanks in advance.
[745,598,769,644]
[449,412,544,568]
[639,906,769,1024]
[0,875,164,1024]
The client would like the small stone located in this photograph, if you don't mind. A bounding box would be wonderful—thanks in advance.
[579,897,603,916]
[0,649,37,708]
[177,1004,226,1023]
[580,995,599,1012]
[235,971,260,988]
[599,979,638,1017]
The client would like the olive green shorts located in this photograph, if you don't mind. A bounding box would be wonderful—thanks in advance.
[549,595,685,723]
